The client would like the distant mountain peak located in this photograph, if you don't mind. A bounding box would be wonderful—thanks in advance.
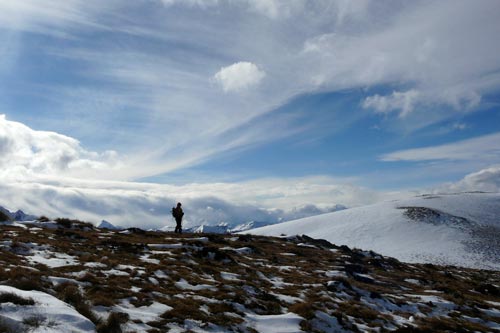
[97,220,121,230]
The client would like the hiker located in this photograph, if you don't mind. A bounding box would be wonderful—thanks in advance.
[172,202,184,233]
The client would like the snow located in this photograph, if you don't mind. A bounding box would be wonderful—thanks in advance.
[247,193,500,269]
[149,243,184,249]
[404,279,421,285]
[154,270,169,279]
[28,250,79,268]
[233,247,253,254]
[114,299,172,323]
[325,270,347,279]
[47,276,87,287]
[102,269,130,276]
[174,278,216,291]
[311,311,348,333]
[270,292,303,304]
[0,285,95,333]
[140,254,161,264]
[220,272,241,281]
[84,262,107,268]
[245,312,304,333]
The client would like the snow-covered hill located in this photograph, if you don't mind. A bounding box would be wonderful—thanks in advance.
[247,192,500,270]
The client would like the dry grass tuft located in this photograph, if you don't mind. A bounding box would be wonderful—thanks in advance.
[55,282,100,325]
[96,312,129,333]
[0,292,35,306]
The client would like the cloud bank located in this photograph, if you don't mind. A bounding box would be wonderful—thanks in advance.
[0,175,385,229]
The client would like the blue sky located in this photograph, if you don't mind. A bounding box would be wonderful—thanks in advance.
[1,0,500,227]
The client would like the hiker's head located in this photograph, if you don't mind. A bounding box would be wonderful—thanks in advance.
[177,202,182,207]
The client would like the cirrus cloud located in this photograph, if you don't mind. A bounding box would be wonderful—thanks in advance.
[380,132,500,162]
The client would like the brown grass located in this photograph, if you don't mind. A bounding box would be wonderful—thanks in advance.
[0,224,498,333]
[0,292,35,306]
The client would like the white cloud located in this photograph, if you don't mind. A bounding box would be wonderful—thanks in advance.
[213,62,266,92]
[0,0,111,36]
[362,90,420,117]
[437,166,500,193]
[0,112,388,227]
[1,0,499,192]
[159,0,369,21]
[299,1,500,123]
[380,132,500,162]
[160,0,220,8]
[244,0,307,19]
[0,115,121,179]
[159,0,306,19]
[452,122,468,131]
[0,174,388,228]
[362,88,482,118]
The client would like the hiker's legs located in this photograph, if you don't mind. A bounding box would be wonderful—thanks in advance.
[176,219,182,233]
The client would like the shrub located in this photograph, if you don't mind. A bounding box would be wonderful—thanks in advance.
[288,302,316,320]
[22,315,45,329]
[5,268,44,291]
[96,312,129,333]
[0,292,35,306]
[55,283,100,325]
[55,218,73,228]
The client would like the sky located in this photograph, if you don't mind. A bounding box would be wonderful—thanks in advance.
[1,0,500,228]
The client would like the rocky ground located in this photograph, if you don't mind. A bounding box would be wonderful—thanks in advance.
[0,219,499,332]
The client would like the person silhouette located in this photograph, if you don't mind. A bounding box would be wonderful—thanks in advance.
[171,202,184,233]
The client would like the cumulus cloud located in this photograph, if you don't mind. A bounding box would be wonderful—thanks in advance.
[437,166,500,193]
[213,62,266,92]
[380,132,500,162]
[0,115,121,179]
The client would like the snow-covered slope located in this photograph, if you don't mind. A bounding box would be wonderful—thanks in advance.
[0,285,95,332]
[247,193,500,270]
